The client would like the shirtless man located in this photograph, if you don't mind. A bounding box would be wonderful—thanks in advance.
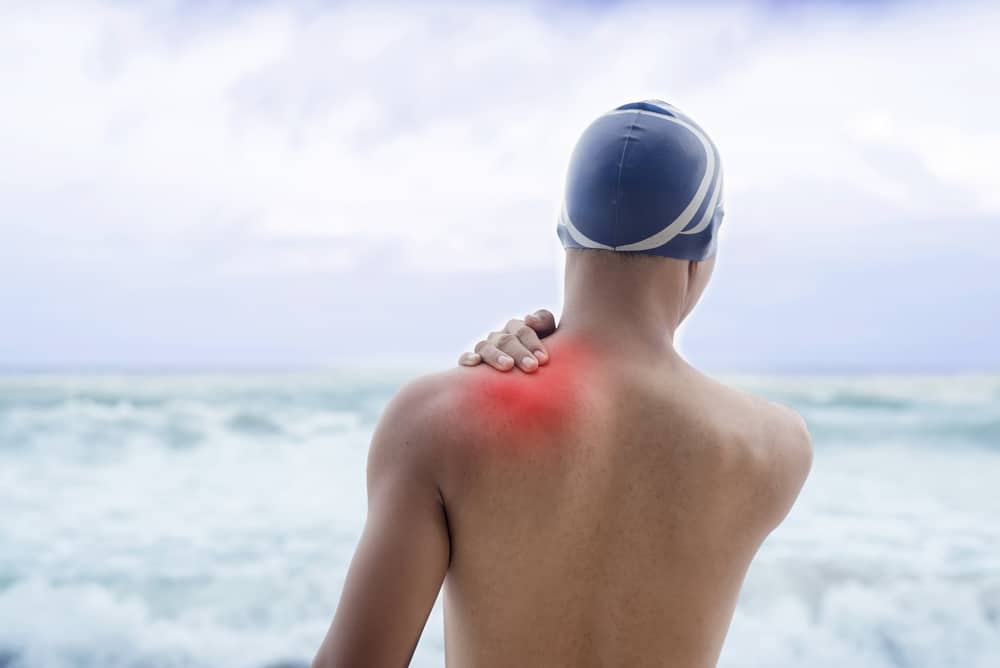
[312,100,812,668]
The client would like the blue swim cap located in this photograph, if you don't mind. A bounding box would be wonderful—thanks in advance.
[557,100,724,260]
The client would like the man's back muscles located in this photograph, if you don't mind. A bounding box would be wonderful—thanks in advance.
[314,334,811,668]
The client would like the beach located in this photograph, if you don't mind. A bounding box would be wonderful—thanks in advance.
[1,372,998,667]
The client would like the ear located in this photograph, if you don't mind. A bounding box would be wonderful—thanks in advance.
[680,255,716,322]
[687,259,700,283]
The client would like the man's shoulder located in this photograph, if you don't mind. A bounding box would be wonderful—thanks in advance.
[728,392,812,528]
[365,370,465,483]
[684,370,812,518]
[688,369,810,451]
[376,360,597,465]
[371,367,490,458]
[375,369,467,444]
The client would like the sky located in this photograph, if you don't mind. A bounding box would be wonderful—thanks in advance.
[0,0,998,372]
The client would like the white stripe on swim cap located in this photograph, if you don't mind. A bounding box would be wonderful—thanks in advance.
[681,165,723,236]
[558,204,614,250]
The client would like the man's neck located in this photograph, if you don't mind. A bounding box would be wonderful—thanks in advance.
[557,251,690,359]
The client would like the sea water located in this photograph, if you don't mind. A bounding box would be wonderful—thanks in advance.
[0,372,998,668]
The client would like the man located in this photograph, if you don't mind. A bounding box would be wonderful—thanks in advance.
[312,100,812,667]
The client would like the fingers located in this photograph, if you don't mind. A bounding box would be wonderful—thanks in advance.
[492,331,540,372]
[524,309,557,338]
[458,309,557,373]
[473,338,516,371]
[458,352,481,366]
[504,319,548,365]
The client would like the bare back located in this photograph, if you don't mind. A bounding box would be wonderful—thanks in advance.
[439,334,811,667]
[312,332,811,668]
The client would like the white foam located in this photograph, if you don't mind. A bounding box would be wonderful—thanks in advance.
[1,373,998,667]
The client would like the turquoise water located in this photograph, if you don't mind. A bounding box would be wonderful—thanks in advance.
[0,372,998,667]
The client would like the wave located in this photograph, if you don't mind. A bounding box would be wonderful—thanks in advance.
[0,578,317,668]
[0,374,998,667]
[1,562,997,668]
[5,373,998,454]
[0,398,371,455]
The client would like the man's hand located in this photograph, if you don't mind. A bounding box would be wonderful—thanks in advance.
[458,309,557,373]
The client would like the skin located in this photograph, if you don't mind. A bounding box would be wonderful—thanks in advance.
[313,249,813,668]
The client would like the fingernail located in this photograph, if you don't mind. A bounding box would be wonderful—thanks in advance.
[522,356,537,370]
[498,354,514,368]
[459,353,478,365]
[534,349,547,363]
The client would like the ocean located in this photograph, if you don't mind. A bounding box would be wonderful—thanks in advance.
[0,372,998,668]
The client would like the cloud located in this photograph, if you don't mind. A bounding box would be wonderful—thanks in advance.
[0,0,997,369]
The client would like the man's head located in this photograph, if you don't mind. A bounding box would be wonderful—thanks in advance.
[558,99,724,258]
[556,100,725,326]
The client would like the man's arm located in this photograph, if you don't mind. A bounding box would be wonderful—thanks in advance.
[312,379,451,668]
[754,404,813,531]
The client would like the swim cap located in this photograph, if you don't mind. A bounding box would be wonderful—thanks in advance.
[557,100,724,260]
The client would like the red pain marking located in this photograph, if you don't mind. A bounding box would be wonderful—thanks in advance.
[465,337,597,441]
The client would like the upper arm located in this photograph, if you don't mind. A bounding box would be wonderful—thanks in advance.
[777,406,813,490]
[749,403,813,532]
[313,378,452,668]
